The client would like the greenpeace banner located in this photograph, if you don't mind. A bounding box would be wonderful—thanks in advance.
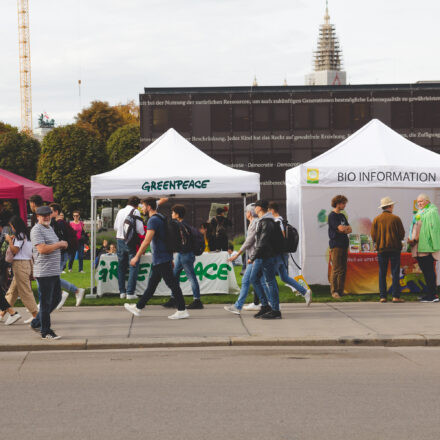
[96,252,239,297]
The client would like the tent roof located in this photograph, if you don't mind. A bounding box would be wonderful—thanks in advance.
[304,119,440,168]
[0,168,53,201]
[91,128,260,198]
[0,175,25,199]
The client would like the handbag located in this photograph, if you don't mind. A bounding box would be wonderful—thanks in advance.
[79,224,90,245]
[5,246,14,264]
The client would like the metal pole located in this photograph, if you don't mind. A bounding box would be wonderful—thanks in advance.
[87,196,97,298]
[243,195,247,236]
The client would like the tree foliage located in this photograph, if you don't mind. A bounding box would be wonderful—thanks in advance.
[0,122,18,135]
[114,100,140,125]
[106,124,140,169]
[75,100,124,143]
[37,125,107,217]
[0,130,40,180]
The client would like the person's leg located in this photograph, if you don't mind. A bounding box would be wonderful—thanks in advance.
[136,265,163,309]
[117,239,128,295]
[0,291,11,312]
[390,252,401,299]
[12,260,38,316]
[68,249,75,271]
[377,252,389,299]
[126,246,140,296]
[77,243,84,272]
[160,262,186,311]
[249,259,269,307]
[235,262,253,310]
[180,252,200,300]
[49,277,62,314]
[4,268,19,308]
[276,254,307,295]
[418,255,437,297]
[262,257,280,312]
[35,277,51,335]
[331,248,347,296]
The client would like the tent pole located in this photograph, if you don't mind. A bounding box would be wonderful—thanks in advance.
[87,197,97,298]
[243,195,247,236]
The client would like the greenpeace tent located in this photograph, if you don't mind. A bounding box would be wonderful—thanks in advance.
[286,119,440,288]
[0,169,53,222]
[90,128,260,294]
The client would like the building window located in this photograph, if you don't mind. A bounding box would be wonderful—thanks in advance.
[168,106,190,132]
[233,105,250,131]
[152,108,169,132]
[352,103,370,129]
[391,102,411,129]
[253,105,270,131]
[333,103,351,129]
[293,104,311,129]
[313,104,330,129]
[211,105,230,132]
[273,104,290,130]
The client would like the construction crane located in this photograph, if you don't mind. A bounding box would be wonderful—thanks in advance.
[17,0,32,133]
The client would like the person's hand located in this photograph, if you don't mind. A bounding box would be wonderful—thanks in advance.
[228,254,238,262]
[5,234,13,243]
[130,256,139,267]
[248,259,251,264]
[59,240,68,249]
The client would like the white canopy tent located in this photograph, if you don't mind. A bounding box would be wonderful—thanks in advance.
[89,128,260,295]
[286,119,440,286]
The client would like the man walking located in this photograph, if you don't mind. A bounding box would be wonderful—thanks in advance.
[371,197,405,303]
[328,195,352,299]
[124,198,189,320]
[249,200,281,319]
[113,196,144,299]
[30,206,68,339]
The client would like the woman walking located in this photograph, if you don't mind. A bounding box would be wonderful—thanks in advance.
[68,210,86,273]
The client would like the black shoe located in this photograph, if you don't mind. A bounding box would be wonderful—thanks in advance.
[187,299,204,309]
[261,310,282,319]
[162,297,177,308]
[30,324,41,333]
[419,296,440,303]
[254,305,272,318]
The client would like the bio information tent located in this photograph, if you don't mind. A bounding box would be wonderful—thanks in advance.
[286,119,440,286]
[90,128,260,294]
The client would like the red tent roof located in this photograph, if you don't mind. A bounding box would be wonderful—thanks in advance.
[0,168,53,201]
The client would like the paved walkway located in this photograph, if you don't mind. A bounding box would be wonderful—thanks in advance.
[1,302,440,351]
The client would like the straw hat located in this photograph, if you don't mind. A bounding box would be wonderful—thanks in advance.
[379,196,396,209]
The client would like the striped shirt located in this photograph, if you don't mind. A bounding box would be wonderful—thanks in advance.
[31,223,61,278]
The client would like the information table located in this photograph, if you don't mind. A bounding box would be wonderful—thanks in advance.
[328,252,430,294]
[96,251,239,297]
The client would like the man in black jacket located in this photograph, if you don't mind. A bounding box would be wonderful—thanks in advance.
[249,200,281,319]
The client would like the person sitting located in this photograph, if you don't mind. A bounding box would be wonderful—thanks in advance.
[107,243,117,255]
[199,223,210,252]
[227,242,242,266]
[94,239,109,267]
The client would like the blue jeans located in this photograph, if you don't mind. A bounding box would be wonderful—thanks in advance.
[117,239,139,295]
[68,243,84,272]
[235,261,268,310]
[31,276,61,336]
[276,254,306,295]
[378,251,401,298]
[249,258,270,307]
[173,252,200,299]
[252,257,280,311]
[60,252,78,294]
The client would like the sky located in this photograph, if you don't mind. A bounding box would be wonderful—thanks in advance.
[0,0,439,128]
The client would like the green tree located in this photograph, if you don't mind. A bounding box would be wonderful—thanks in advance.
[0,121,18,135]
[114,100,140,125]
[0,130,40,180]
[75,100,124,143]
[106,124,140,169]
[37,125,107,216]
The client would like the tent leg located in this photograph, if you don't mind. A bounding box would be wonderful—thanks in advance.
[243,196,247,236]
[86,197,98,299]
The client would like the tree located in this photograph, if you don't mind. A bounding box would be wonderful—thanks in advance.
[114,100,140,125]
[37,125,107,217]
[75,101,124,143]
[106,124,140,169]
[0,122,18,135]
[0,130,40,180]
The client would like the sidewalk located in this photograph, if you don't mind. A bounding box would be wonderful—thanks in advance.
[1,302,440,351]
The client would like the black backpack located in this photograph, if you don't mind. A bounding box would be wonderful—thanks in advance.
[154,213,181,253]
[189,225,205,256]
[282,219,299,253]
[123,208,142,248]
[271,219,285,255]
[65,222,79,253]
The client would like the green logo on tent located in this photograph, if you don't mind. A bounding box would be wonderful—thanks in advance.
[142,179,210,192]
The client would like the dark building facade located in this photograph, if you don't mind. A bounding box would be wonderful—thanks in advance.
[139,83,440,236]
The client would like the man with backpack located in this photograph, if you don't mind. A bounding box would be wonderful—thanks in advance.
[249,200,282,319]
[124,198,189,320]
[113,196,145,299]
[268,202,311,306]
[162,204,203,309]
[49,203,85,308]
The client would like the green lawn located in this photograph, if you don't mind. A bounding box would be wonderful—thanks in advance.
[15,259,424,308]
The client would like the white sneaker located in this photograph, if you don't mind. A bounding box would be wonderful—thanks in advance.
[68,269,72,273]
[126,294,137,300]
[120,293,126,299]
[75,288,85,307]
[5,312,21,326]
[243,303,261,311]
[224,305,240,315]
[24,316,34,324]
[56,291,69,311]
[304,289,312,307]
[61,271,66,274]
[124,303,141,317]
[79,270,86,274]
[168,309,190,320]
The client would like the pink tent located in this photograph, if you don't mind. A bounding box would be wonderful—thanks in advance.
[0,169,53,222]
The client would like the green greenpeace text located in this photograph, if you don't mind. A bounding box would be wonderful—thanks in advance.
[142,179,210,192]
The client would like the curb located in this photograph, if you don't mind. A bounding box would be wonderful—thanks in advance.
[1,335,440,352]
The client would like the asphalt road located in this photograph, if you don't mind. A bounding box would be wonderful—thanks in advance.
[2,346,440,440]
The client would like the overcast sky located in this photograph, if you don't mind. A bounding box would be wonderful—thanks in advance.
[1,0,439,128]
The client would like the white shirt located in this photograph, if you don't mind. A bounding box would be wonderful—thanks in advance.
[13,237,33,260]
[114,205,144,239]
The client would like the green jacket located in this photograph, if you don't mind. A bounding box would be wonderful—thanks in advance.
[412,203,440,253]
